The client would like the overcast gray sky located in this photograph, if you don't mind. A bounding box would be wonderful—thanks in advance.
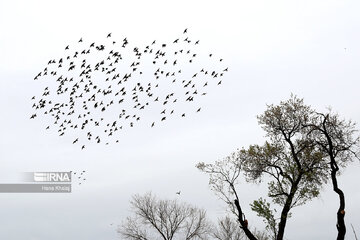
[0,0,360,239]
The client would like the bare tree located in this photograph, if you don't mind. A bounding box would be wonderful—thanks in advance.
[212,216,269,240]
[305,111,360,240]
[196,153,258,240]
[118,192,212,240]
[252,228,271,240]
[197,96,329,240]
[212,216,246,240]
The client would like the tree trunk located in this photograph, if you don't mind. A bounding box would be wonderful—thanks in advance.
[234,199,258,240]
[276,199,291,240]
[276,176,301,240]
[323,120,346,240]
[330,158,346,240]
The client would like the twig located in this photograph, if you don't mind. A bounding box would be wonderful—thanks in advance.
[351,223,358,240]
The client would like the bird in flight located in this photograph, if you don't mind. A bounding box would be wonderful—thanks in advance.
[30,29,228,148]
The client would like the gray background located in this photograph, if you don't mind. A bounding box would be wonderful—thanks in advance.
[0,0,359,239]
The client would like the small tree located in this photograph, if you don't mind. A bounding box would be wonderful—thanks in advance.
[119,192,212,240]
[305,111,360,240]
[197,96,329,240]
[196,153,259,240]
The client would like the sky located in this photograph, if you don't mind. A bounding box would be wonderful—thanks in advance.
[0,0,360,239]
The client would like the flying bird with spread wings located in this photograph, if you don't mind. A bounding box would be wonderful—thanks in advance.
[30,29,229,149]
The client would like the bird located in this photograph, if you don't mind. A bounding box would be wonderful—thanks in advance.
[30,28,228,148]
[176,191,181,195]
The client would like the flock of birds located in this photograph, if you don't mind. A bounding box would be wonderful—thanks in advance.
[70,170,87,185]
[30,29,228,149]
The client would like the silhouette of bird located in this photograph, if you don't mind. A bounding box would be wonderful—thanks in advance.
[30,29,228,148]
[176,191,181,195]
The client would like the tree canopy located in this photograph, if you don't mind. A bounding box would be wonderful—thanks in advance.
[197,95,359,240]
